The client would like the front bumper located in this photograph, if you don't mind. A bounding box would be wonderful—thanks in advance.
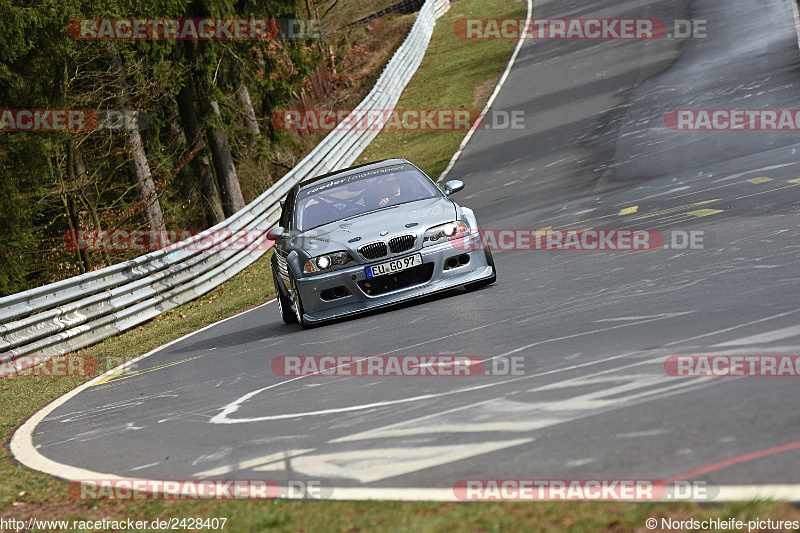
[293,233,493,324]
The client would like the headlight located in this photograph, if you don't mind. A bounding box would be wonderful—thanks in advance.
[423,220,469,246]
[304,251,353,274]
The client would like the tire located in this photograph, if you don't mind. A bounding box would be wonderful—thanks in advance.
[273,265,297,324]
[466,248,497,290]
[288,272,309,329]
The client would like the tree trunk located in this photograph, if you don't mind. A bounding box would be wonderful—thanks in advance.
[127,126,166,235]
[74,147,112,265]
[206,99,246,216]
[180,30,244,216]
[238,84,261,138]
[66,143,92,272]
[169,117,208,227]
[176,82,226,225]
[107,46,166,243]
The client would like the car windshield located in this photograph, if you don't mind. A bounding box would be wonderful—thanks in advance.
[294,164,442,231]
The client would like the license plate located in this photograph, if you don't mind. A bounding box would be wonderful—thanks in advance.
[366,253,422,278]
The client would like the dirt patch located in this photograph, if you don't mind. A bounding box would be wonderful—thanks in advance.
[473,76,499,108]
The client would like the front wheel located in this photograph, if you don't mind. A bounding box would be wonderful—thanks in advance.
[288,272,309,329]
[273,265,297,324]
[466,248,496,290]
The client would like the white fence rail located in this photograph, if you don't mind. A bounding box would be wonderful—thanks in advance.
[0,0,450,367]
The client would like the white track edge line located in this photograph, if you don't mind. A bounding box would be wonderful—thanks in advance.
[437,0,533,183]
[288,485,800,501]
[8,299,275,481]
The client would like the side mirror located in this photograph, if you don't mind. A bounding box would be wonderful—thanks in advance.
[444,180,465,196]
[266,226,287,241]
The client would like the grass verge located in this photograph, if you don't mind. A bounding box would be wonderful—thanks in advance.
[355,0,525,178]
[3,0,797,531]
[1,252,275,510]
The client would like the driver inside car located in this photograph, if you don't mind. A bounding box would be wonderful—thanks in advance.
[364,177,407,208]
[378,179,402,207]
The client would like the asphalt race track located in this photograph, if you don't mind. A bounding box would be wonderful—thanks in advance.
[13,0,800,500]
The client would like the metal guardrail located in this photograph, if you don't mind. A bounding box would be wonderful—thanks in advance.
[0,0,451,368]
[348,0,426,27]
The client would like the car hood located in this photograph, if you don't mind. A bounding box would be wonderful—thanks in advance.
[293,197,457,261]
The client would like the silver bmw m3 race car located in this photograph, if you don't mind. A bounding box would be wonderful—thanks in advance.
[268,158,496,328]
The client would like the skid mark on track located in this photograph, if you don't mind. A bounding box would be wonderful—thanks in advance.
[711,324,800,346]
[193,449,316,477]
[331,358,711,444]
[250,440,532,483]
[202,357,714,481]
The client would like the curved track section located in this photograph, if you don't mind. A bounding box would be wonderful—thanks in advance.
[12,0,800,500]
